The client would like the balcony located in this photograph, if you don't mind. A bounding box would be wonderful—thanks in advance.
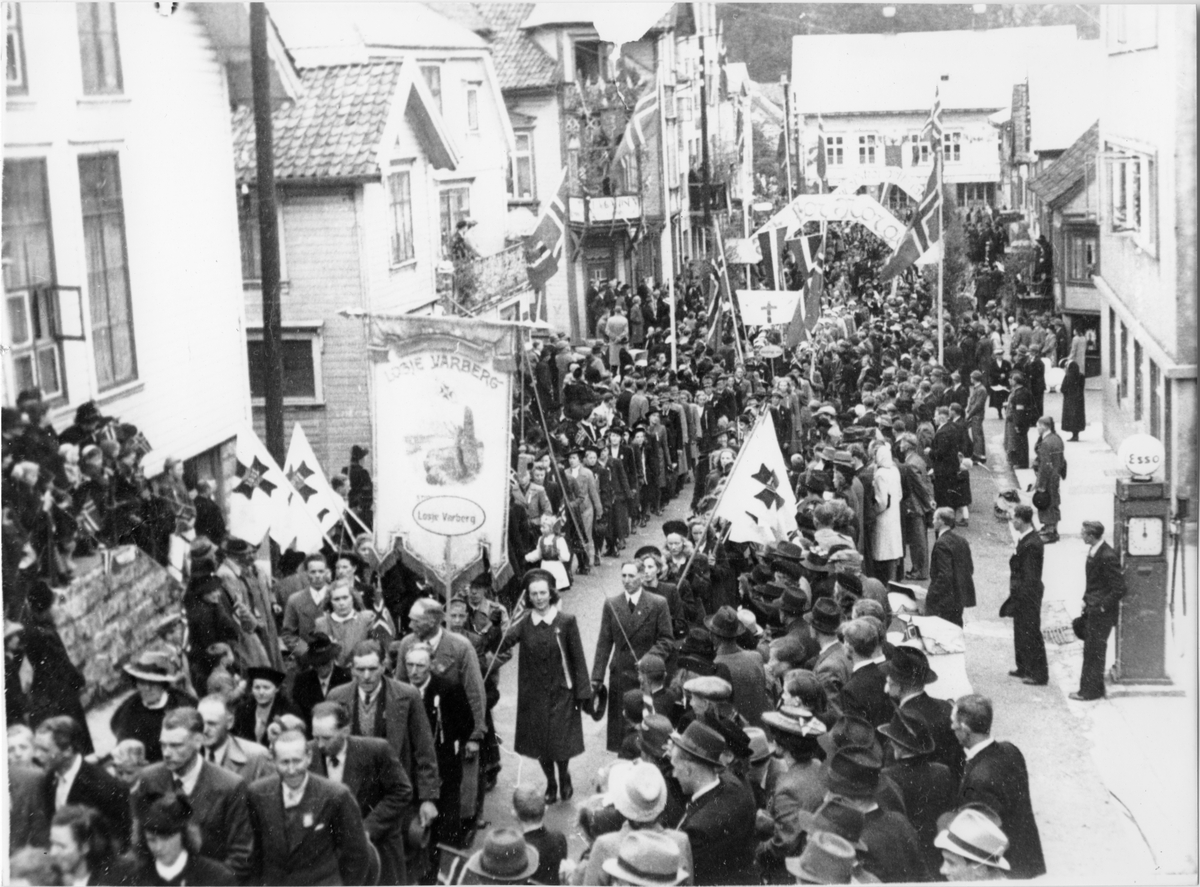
[689,181,730,215]
[437,242,530,311]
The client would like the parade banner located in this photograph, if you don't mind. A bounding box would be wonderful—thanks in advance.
[753,193,906,251]
[735,289,801,327]
[833,166,928,201]
[369,315,518,593]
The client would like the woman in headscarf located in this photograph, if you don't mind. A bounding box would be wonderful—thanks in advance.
[871,444,904,583]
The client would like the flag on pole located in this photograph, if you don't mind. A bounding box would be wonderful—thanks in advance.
[879,155,942,282]
[611,76,659,171]
[815,113,827,184]
[523,168,569,291]
[227,427,297,548]
[714,414,799,545]
[920,84,943,153]
[756,227,784,289]
[283,423,348,546]
[786,233,822,281]
[735,289,800,326]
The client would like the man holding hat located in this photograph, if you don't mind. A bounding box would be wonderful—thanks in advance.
[580,760,695,886]
[934,807,1012,882]
[669,721,756,885]
[883,645,964,783]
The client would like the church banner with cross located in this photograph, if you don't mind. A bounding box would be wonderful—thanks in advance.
[227,426,305,548]
[283,423,348,551]
[735,289,801,327]
[713,412,798,545]
[369,314,519,594]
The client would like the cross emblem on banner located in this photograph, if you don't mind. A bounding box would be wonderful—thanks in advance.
[763,300,778,324]
[287,461,318,502]
[234,456,276,499]
[751,463,785,509]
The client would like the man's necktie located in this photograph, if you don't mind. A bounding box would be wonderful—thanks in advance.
[173,775,185,794]
[628,598,636,614]
[205,748,215,763]
[329,754,340,770]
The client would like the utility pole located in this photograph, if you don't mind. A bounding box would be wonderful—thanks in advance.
[251,3,284,464]
[781,74,794,202]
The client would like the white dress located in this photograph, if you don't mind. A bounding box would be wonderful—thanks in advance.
[872,463,904,562]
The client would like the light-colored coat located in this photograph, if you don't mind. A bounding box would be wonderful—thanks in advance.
[872,455,904,562]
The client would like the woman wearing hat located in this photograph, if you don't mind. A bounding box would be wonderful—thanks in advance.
[230,666,297,746]
[20,582,94,754]
[111,650,197,762]
[496,569,592,804]
[133,791,236,885]
[183,572,240,694]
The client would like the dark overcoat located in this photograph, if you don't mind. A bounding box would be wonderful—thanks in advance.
[957,740,1046,879]
[1060,363,1087,433]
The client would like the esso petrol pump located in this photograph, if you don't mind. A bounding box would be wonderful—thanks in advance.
[1111,434,1172,685]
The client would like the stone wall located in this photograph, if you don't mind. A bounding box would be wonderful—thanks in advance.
[54,547,184,709]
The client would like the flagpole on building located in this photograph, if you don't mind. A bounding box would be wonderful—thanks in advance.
[936,150,945,366]
[669,276,677,372]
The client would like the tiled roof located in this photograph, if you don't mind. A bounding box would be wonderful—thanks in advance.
[231,63,402,183]
[470,3,558,91]
[1028,121,1099,205]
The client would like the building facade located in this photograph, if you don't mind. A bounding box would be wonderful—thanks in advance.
[3,2,257,492]
[1093,4,1196,507]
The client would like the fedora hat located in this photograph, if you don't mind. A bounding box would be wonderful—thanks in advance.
[704,605,746,639]
[795,798,869,852]
[678,628,715,661]
[800,550,832,573]
[682,675,732,702]
[775,585,810,617]
[637,714,673,759]
[767,540,806,563]
[824,746,883,799]
[785,831,856,884]
[744,727,773,764]
[934,808,1012,871]
[668,721,727,767]
[607,760,668,822]
[465,828,539,882]
[246,666,286,688]
[602,831,689,886]
[298,632,342,668]
[877,708,936,756]
[124,650,179,684]
[222,537,255,556]
[736,607,764,638]
[805,597,843,634]
[880,645,938,685]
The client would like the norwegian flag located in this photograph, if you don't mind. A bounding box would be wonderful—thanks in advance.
[76,499,102,537]
[611,76,660,171]
[815,113,827,183]
[920,84,943,153]
[879,155,942,282]
[523,168,569,291]
[129,431,152,458]
[705,221,734,345]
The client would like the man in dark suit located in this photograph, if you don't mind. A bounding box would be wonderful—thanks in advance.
[132,707,255,882]
[669,721,757,885]
[839,618,895,730]
[925,507,977,627]
[403,643,475,848]
[192,478,226,544]
[197,694,274,784]
[1074,521,1127,701]
[327,640,441,837]
[1004,505,1048,685]
[310,701,412,885]
[8,760,49,852]
[512,785,567,886]
[807,598,852,718]
[878,709,956,875]
[883,646,965,785]
[592,561,676,752]
[31,716,130,849]
[952,694,1046,879]
[247,729,372,886]
[291,633,352,727]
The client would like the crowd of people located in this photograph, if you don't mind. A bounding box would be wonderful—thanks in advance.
[3,211,1108,886]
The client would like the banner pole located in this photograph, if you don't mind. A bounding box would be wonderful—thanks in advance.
[937,151,945,366]
[669,276,677,372]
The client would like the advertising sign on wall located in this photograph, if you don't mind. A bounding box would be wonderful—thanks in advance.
[370,315,518,593]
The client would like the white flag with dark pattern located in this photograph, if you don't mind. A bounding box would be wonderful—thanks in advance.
[713,413,798,544]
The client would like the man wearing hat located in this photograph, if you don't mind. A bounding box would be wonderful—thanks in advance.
[580,760,694,886]
[708,606,770,726]
[883,645,964,783]
[807,598,851,717]
[111,650,197,763]
[459,827,540,885]
[669,721,756,885]
[791,798,878,883]
[934,807,1012,882]
[1074,521,1126,701]
[290,632,352,728]
[821,747,928,883]
[877,709,955,874]
[592,561,675,752]
[132,707,255,881]
[756,707,829,876]
[637,714,688,828]
[785,830,857,885]
[602,830,690,887]
[218,537,283,671]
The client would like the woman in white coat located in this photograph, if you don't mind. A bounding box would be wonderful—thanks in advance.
[871,444,904,583]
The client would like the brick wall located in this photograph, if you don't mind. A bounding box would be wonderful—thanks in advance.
[54,547,184,709]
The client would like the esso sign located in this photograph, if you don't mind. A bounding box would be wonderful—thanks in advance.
[1118,434,1165,478]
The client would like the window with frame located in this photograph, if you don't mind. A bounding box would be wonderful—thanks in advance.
[438,186,470,257]
[573,40,608,83]
[910,133,929,166]
[1150,359,1161,438]
[237,187,261,281]
[858,135,876,165]
[79,153,137,390]
[943,131,961,162]
[1104,145,1156,253]
[3,158,65,400]
[826,135,843,166]
[465,83,480,133]
[6,4,27,94]
[1065,227,1099,283]
[1119,320,1128,399]
[77,3,122,95]
[1133,340,1144,421]
[508,132,535,201]
[420,65,442,114]
[387,170,415,265]
[246,328,322,403]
